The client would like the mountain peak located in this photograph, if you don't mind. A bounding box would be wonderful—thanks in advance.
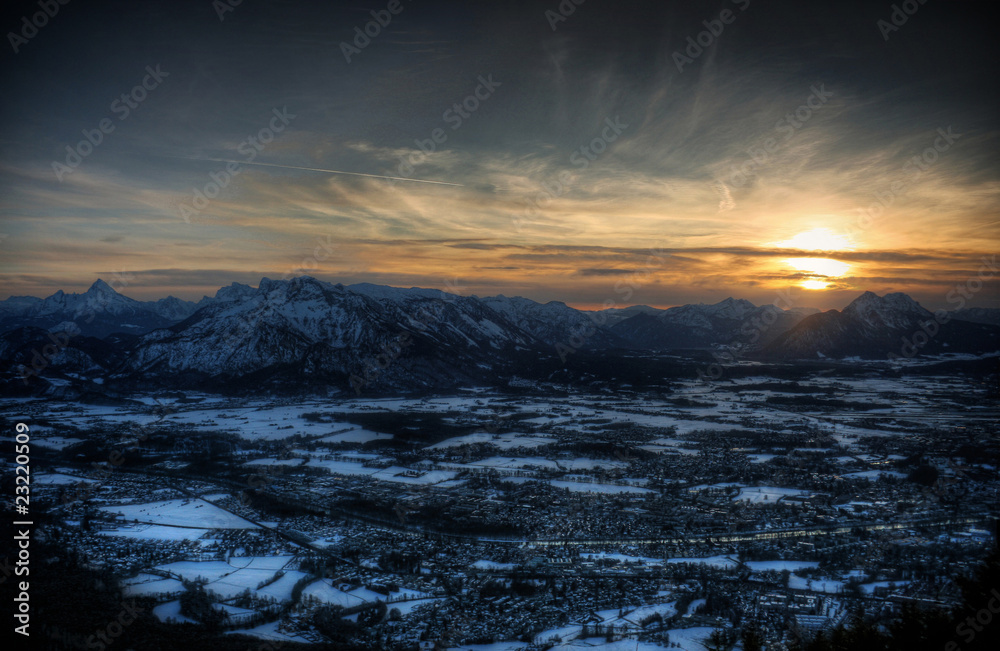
[714,297,755,308]
[703,297,757,318]
[213,282,256,304]
[843,290,930,328]
[87,279,117,295]
[845,290,924,313]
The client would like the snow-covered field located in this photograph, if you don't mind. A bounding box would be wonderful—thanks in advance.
[100,499,260,529]
[734,486,808,503]
[122,573,186,598]
[34,472,98,485]
[98,524,216,543]
[153,599,198,624]
[299,577,432,608]
[154,557,300,601]
[320,428,391,443]
[304,458,458,485]
[428,432,556,450]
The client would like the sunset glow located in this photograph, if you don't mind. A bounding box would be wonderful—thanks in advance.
[0,2,996,312]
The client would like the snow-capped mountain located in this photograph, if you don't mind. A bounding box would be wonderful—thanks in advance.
[950,307,1000,326]
[209,282,258,305]
[480,295,628,349]
[0,280,182,338]
[148,296,201,322]
[0,281,278,339]
[594,305,664,326]
[609,298,807,350]
[765,291,1000,359]
[3,280,999,393]
[841,291,930,330]
[121,276,539,390]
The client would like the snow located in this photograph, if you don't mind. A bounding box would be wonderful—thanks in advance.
[666,555,737,569]
[472,560,518,570]
[580,553,662,565]
[98,524,213,542]
[662,627,716,650]
[320,428,392,443]
[244,458,304,467]
[223,619,311,642]
[624,601,678,623]
[255,570,310,603]
[300,577,431,608]
[550,479,654,494]
[301,579,367,608]
[122,574,186,598]
[387,597,445,616]
[733,486,808,503]
[309,459,457,484]
[684,598,706,617]
[34,473,98,485]
[429,432,557,450]
[746,560,819,573]
[99,499,260,529]
[32,437,84,450]
[788,575,844,593]
[843,470,907,479]
[860,580,912,594]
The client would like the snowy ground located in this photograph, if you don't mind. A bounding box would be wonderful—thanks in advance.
[98,524,216,543]
[99,498,260,529]
[733,486,808,503]
[428,432,557,450]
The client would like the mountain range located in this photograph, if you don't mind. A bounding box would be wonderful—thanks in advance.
[1,278,997,394]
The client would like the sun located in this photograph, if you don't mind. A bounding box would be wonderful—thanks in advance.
[772,227,855,252]
[785,258,851,277]
[771,227,855,290]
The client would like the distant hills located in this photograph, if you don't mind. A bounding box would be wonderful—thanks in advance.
[766,291,1000,360]
[1,278,997,393]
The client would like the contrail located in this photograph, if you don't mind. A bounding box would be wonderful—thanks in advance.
[168,155,464,187]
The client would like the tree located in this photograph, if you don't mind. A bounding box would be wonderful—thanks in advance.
[742,626,764,651]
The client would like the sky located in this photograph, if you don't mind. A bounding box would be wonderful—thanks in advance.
[1,0,998,310]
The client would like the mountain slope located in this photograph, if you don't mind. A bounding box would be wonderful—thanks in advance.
[610,298,807,350]
[480,295,629,349]
[0,280,183,338]
[764,291,1000,359]
[121,276,540,391]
